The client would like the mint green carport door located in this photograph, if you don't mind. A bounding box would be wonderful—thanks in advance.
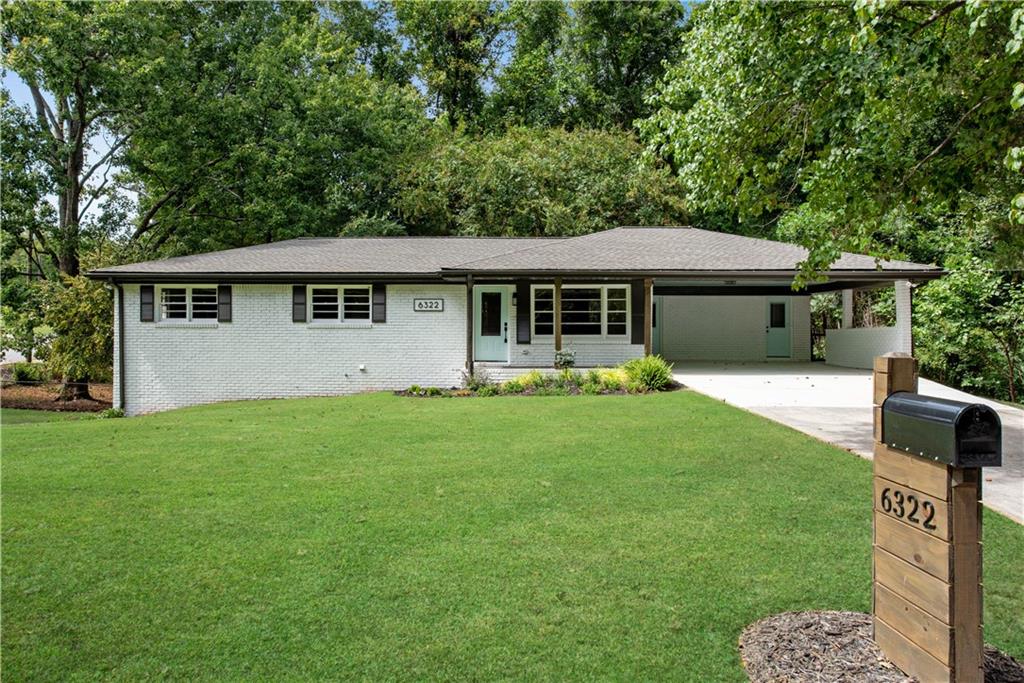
[474,286,509,362]
[766,299,791,358]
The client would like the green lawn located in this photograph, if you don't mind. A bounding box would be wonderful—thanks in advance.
[3,392,1022,681]
[1,407,88,425]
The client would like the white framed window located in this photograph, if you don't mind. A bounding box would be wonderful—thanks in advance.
[158,285,218,322]
[308,285,371,323]
[531,284,630,338]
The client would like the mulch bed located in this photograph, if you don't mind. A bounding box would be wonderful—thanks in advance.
[739,611,1024,683]
[0,382,113,412]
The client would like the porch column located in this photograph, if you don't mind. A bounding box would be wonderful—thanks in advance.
[643,278,653,355]
[894,280,913,354]
[554,277,562,352]
[466,275,474,374]
[842,289,854,328]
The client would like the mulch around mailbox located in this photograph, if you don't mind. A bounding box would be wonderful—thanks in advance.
[739,611,1024,683]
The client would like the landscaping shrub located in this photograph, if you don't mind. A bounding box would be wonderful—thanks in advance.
[555,368,581,388]
[500,379,524,394]
[585,368,601,385]
[463,369,492,391]
[97,408,125,419]
[622,355,674,391]
[409,385,422,395]
[424,387,445,397]
[476,385,498,397]
[596,368,627,391]
[554,349,576,369]
[580,382,601,395]
[10,362,49,385]
[514,370,546,390]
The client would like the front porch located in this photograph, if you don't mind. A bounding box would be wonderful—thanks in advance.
[465,277,917,373]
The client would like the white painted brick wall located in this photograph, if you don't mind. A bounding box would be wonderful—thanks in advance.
[657,295,811,361]
[825,327,901,369]
[117,284,467,415]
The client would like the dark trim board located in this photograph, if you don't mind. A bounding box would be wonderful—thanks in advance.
[654,280,906,296]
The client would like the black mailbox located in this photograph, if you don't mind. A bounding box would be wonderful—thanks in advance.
[882,392,1002,468]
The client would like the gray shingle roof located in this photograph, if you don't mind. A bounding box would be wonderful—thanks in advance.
[88,227,941,280]
[445,227,939,273]
[89,237,561,276]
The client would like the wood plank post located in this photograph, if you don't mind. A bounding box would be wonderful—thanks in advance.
[466,275,474,375]
[643,278,653,355]
[554,277,562,352]
[872,352,984,683]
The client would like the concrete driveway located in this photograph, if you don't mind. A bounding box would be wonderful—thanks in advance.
[672,361,1023,523]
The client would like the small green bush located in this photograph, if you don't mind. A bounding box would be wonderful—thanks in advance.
[597,368,627,391]
[476,385,498,397]
[580,382,601,395]
[501,379,524,394]
[535,385,568,396]
[409,385,422,395]
[463,369,492,391]
[514,370,547,389]
[585,368,601,385]
[425,387,445,397]
[97,408,125,419]
[555,368,580,388]
[622,355,674,391]
[554,348,576,369]
[10,362,49,385]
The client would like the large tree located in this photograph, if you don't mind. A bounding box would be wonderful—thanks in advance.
[641,1,1023,276]
[395,0,507,129]
[124,2,428,255]
[395,126,687,236]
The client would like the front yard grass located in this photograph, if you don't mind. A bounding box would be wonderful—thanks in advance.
[3,391,1022,680]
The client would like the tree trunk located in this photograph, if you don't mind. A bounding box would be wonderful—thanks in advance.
[57,377,92,401]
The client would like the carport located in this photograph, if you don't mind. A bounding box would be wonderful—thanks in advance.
[672,361,1023,523]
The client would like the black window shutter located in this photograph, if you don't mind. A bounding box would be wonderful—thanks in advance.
[140,285,155,322]
[630,280,645,345]
[372,283,386,323]
[516,280,531,344]
[217,285,232,322]
[292,285,306,322]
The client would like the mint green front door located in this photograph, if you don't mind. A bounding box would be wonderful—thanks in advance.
[474,286,509,362]
[765,299,791,358]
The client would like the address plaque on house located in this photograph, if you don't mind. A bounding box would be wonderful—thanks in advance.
[414,298,444,312]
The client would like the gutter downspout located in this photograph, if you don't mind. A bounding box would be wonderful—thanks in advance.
[113,280,126,412]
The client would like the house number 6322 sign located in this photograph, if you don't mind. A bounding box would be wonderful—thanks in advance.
[414,298,444,312]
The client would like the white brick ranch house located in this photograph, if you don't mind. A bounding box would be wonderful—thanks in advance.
[87,227,943,415]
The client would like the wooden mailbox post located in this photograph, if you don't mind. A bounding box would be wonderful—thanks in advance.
[872,353,992,683]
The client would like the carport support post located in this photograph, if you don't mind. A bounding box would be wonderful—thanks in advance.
[871,353,984,683]
[643,278,653,355]
[466,275,474,375]
[554,277,562,352]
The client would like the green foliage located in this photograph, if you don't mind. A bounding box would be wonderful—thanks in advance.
[97,408,125,419]
[500,379,524,394]
[463,369,493,391]
[596,368,627,392]
[43,277,113,384]
[339,215,408,238]
[641,1,1024,279]
[9,362,49,385]
[424,387,445,397]
[512,370,546,390]
[553,349,576,369]
[395,0,506,129]
[475,384,498,397]
[397,127,686,236]
[622,355,674,392]
[915,259,1024,403]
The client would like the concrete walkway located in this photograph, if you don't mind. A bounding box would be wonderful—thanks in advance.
[672,361,1023,523]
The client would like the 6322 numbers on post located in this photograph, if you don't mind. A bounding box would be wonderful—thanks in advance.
[879,486,937,530]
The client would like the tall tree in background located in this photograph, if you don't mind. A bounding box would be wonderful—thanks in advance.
[560,0,685,129]
[641,0,1022,275]
[395,0,507,128]
[2,1,169,278]
[396,127,686,236]
[124,2,427,254]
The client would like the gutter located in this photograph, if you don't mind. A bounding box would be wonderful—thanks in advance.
[113,280,125,412]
